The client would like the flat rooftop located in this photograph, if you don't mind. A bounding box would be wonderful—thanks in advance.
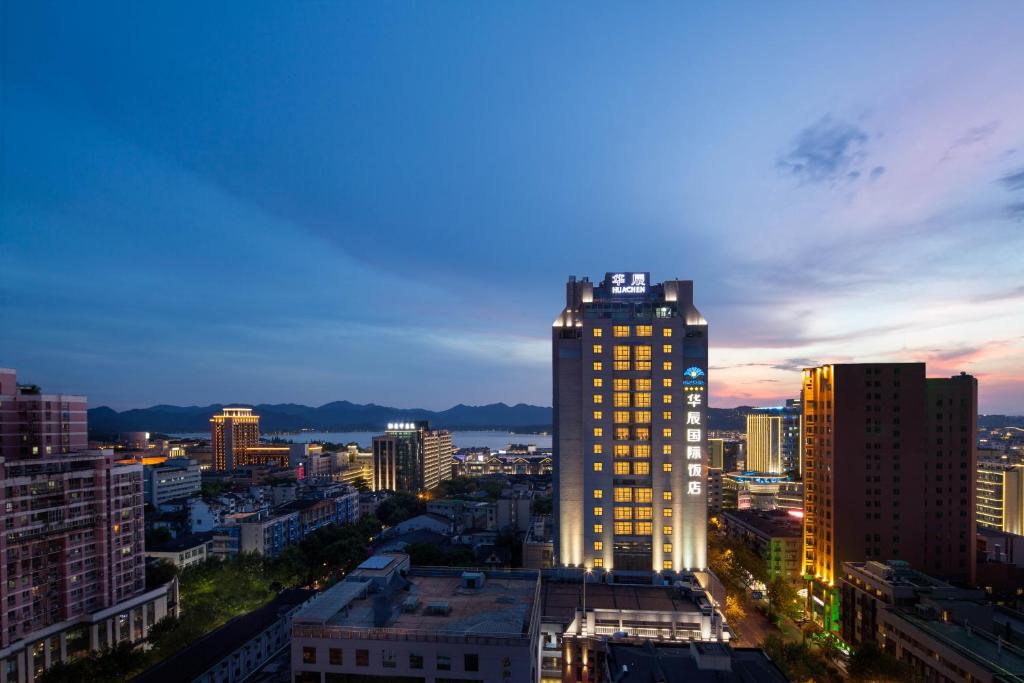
[542,582,704,624]
[605,642,788,683]
[722,509,803,538]
[894,609,1024,676]
[295,568,539,638]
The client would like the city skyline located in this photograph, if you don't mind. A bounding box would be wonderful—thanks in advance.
[4,3,1024,413]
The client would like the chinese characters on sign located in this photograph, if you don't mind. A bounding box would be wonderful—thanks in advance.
[684,376,704,495]
[607,272,649,296]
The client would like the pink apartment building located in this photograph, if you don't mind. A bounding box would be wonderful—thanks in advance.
[0,369,178,683]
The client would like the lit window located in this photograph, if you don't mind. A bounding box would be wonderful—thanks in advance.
[594,427,603,437]
[663,394,672,404]
[614,522,633,535]
[663,361,673,371]
[594,558,604,568]
[663,543,672,553]
[593,328,603,337]
[635,427,650,440]
[614,507,633,519]
[636,488,653,502]
[663,491,673,500]
[594,541,603,551]
[594,446,604,456]
[634,461,650,475]
[636,325,652,337]
[663,445,672,455]
[593,361,603,371]
[614,427,630,440]
[635,410,652,423]
[614,361,630,371]
[662,328,672,337]
[634,444,651,457]
[663,378,673,387]
[662,411,672,420]
[593,394,603,404]
[663,463,672,472]
[593,462,603,472]
[663,508,673,517]
[635,506,652,519]
[614,444,630,457]
[613,325,630,337]
[634,378,651,391]
[664,525,673,535]
[614,345,630,361]
[663,428,673,437]
[635,393,651,407]
[594,523,603,533]
[593,489,603,499]
[636,522,652,535]
[662,344,672,354]
[614,462,629,475]
[593,344,603,354]
[593,507,604,516]
[614,393,631,408]
[636,345,652,360]
[663,560,673,570]
[593,378,603,388]
[614,487,633,502]
[614,378,630,391]
[614,410,629,423]
[593,410,603,420]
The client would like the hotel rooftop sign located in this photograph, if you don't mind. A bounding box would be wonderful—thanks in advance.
[605,272,649,297]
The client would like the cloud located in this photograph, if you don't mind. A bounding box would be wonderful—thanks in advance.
[869,166,885,181]
[776,115,870,184]
[941,121,999,161]
[972,285,1024,302]
[1007,202,1024,220]
[770,357,820,372]
[1000,166,1024,191]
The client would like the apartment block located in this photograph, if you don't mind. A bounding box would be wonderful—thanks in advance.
[977,456,1023,535]
[0,369,87,459]
[801,363,977,633]
[143,457,201,505]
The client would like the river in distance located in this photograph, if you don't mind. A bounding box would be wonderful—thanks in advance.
[171,430,551,451]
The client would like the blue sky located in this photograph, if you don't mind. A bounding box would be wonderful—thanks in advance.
[3,2,1024,412]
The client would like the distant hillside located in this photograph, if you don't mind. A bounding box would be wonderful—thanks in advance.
[88,402,756,436]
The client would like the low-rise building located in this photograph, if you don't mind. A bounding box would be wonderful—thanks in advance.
[603,642,788,683]
[146,532,214,569]
[523,515,553,569]
[840,560,1024,683]
[144,457,201,505]
[721,509,803,581]
[133,588,315,683]
[291,555,542,683]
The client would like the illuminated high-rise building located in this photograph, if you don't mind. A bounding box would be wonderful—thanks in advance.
[372,421,452,492]
[553,273,708,577]
[745,413,783,474]
[977,458,1023,534]
[801,363,976,633]
[210,406,260,470]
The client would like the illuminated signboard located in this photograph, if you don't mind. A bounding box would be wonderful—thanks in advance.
[387,422,417,430]
[606,272,649,296]
[684,368,706,496]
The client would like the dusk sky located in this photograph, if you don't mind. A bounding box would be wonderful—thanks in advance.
[3,3,1023,413]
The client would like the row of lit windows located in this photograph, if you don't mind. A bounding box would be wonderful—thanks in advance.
[594,444,677,457]
[592,502,675,518]
[593,326,673,338]
[593,377,676,390]
[591,410,674,422]
[588,558,675,570]
[592,344,673,356]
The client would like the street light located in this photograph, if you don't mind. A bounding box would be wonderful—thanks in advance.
[582,567,592,635]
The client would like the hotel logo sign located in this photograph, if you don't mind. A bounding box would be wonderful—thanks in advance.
[607,272,649,296]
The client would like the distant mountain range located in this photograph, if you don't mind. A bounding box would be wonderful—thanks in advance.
[87,402,761,436]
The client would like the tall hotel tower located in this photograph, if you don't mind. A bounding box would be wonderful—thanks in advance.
[553,273,708,577]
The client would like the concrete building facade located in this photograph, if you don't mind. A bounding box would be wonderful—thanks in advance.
[801,363,977,633]
[372,421,452,493]
[553,273,708,578]
[210,407,260,471]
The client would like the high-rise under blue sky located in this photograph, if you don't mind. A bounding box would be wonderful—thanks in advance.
[3,2,1023,412]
